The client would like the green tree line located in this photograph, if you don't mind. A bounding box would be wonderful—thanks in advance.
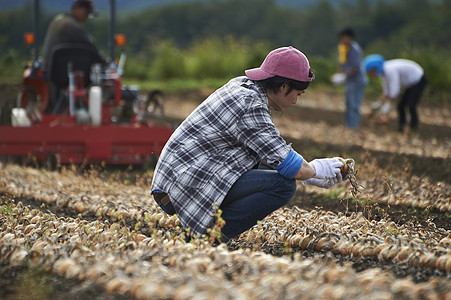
[1,0,450,99]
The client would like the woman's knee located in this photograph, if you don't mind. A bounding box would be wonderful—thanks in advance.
[288,179,297,197]
[277,178,297,204]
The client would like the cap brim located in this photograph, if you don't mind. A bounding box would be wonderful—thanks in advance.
[245,67,274,81]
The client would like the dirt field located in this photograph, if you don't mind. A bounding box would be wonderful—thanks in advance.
[1,85,450,299]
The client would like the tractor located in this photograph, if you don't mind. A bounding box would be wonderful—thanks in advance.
[0,0,175,169]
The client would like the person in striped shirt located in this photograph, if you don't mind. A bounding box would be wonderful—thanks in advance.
[151,46,345,242]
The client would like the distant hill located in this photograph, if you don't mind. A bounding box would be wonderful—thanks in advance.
[0,0,194,13]
[0,0,376,14]
[0,0,193,13]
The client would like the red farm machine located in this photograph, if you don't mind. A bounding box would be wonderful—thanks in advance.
[0,0,175,169]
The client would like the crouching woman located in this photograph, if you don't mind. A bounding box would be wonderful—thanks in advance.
[151,46,344,242]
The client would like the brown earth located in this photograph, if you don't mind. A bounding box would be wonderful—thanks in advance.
[1,84,451,299]
[163,87,451,282]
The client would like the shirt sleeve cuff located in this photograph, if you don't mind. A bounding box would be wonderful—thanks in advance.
[274,149,303,179]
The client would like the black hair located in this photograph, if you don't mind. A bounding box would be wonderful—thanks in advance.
[339,27,355,39]
[258,71,313,95]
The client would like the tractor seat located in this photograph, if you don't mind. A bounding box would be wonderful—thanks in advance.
[47,43,100,89]
[46,43,100,113]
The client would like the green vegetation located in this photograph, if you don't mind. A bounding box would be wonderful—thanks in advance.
[0,50,28,84]
[0,0,450,102]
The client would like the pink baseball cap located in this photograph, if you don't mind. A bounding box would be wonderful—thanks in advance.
[245,46,314,82]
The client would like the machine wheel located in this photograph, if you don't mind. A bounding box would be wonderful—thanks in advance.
[0,100,14,125]
[146,90,165,115]
[0,156,21,167]
[142,154,158,170]
[0,156,8,167]
[44,153,58,171]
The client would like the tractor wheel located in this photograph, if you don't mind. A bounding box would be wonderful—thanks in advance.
[146,90,165,115]
[0,156,8,167]
[44,153,58,171]
[0,100,14,125]
[142,154,158,170]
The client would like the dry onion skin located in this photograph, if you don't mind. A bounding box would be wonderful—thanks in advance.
[1,164,451,299]
[1,198,451,299]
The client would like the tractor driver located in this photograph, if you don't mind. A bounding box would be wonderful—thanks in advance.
[41,0,106,113]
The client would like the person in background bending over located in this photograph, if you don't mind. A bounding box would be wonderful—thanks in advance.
[364,54,427,132]
[151,46,346,243]
[337,27,366,129]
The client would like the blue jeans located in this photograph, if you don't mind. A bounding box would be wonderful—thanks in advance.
[219,167,296,239]
[345,83,365,128]
[155,195,176,215]
[154,167,296,240]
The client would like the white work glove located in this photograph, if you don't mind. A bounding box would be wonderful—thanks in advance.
[303,177,339,189]
[371,100,382,111]
[380,102,391,115]
[309,158,343,181]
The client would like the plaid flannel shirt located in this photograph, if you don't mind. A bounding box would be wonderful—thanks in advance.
[151,76,291,235]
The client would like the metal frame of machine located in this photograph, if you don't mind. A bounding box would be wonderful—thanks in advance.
[0,0,174,168]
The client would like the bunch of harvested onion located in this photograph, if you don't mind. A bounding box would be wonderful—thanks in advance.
[338,157,361,197]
